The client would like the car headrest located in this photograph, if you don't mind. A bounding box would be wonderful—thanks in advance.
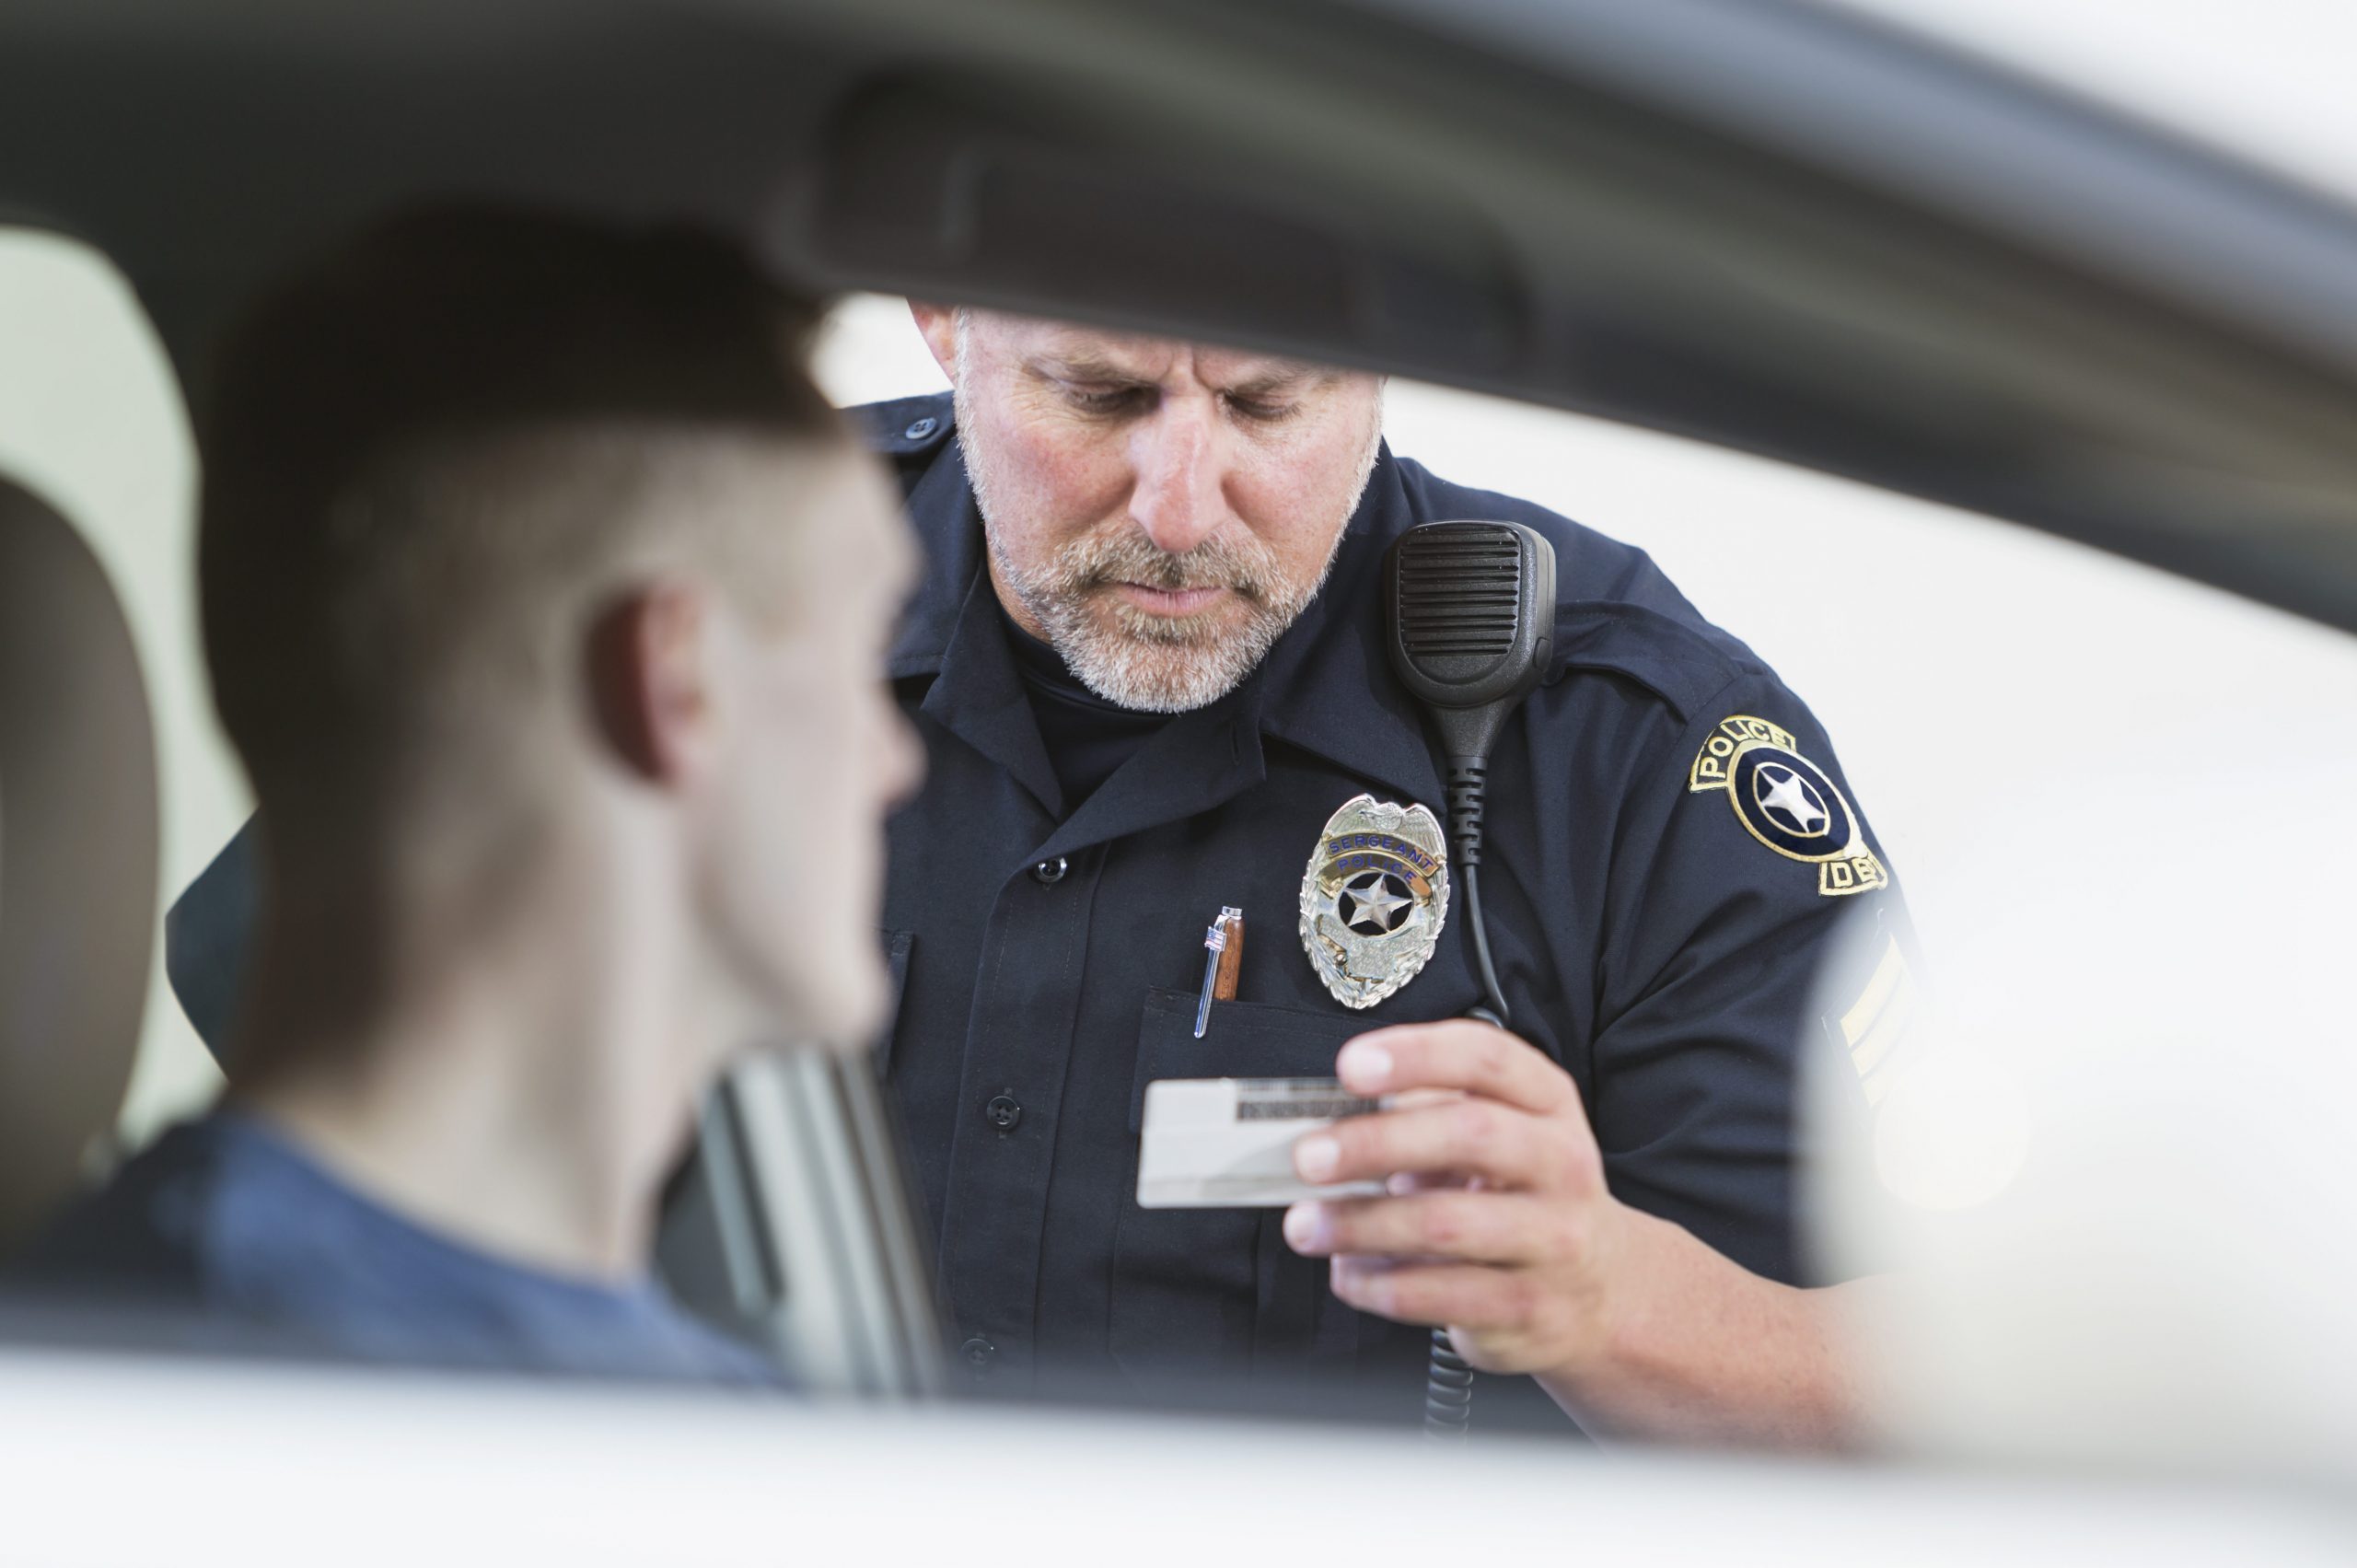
[0,476,157,1251]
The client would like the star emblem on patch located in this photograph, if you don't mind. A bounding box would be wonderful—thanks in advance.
[1753,761,1831,838]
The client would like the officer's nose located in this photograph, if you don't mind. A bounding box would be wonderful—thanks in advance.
[1127,401,1225,557]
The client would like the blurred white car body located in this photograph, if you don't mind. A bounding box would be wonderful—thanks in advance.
[6,1346,2355,1567]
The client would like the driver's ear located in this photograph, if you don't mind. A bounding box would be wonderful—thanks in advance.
[585,582,716,787]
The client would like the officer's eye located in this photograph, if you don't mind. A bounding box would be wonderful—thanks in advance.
[1223,393,1300,424]
[1062,383,1151,416]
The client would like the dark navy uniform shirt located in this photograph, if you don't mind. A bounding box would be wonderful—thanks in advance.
[164,390,1909,1430]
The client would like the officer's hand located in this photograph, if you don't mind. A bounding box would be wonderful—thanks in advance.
[1282,1019,1629,1377]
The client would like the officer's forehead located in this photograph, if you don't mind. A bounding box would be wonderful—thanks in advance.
[985,315,1327,389]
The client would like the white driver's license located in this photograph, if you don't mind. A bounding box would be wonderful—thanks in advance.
[1136,1076,1386,1208]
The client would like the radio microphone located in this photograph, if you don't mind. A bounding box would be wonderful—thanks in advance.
[1383,517,1557,1441]
[1384,519,1556,1031]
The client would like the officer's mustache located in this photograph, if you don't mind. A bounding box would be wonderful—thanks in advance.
[1054,528,1275,604]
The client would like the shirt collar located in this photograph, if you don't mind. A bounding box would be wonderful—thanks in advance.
[1242,450,1447,810]
[888,438,983,682]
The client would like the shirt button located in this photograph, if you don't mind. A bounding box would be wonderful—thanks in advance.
[904,415,938,441]
[1029,856,1069,886]
[960,1336,997,1374]
[984,1094,1023,1133]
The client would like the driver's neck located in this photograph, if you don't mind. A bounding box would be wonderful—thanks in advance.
[231,851,710,1283]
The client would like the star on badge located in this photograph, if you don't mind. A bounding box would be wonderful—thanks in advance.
[1298,794,1449,1008]
[1341,871,1413,934]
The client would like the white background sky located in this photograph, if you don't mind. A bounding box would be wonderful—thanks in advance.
[5,0,2357,1140]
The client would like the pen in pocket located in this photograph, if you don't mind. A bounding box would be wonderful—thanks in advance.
[1193,906,1245,1038]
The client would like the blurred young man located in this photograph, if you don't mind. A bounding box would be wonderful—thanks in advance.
[19,208,921,1379]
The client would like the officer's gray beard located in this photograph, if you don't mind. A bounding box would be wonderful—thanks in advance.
[988,522,1341,714]
[959,388,1380,715]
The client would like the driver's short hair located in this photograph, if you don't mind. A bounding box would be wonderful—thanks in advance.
[197,204,845,842]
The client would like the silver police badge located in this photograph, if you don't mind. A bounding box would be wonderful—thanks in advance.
[1298,794,1450,1009]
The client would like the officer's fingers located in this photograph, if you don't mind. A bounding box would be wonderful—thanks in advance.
[1296,1098,1554,1190]
[1329,1257,1538,1334]
[1283,1191,1552,1265]
[1385,1170,1469,1196]
[1339,1020,1577,1117]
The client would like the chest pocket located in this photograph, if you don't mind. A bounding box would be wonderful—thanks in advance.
[1111,988,1370,1384]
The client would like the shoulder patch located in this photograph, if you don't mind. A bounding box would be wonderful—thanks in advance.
[1689,714,1888,898]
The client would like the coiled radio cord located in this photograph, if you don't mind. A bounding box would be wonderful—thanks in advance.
[1424,766,1508,1442]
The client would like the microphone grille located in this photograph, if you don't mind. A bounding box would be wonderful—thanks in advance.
[1394,522,1523,667]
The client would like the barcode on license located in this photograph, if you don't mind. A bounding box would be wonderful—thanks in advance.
[1234,1078,1380,1121]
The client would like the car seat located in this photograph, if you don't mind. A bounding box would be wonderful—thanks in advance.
[0,474,157,1253]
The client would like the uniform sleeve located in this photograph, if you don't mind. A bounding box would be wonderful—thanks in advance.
[164,817,260,1066]
[1585,670,1912,1287]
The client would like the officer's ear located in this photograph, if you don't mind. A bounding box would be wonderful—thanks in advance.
[908,301,962,381]
[584,580,718,789]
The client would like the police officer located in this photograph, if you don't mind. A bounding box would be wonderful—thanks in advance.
[873,305,1908,1445]
[176,304,1910,1444]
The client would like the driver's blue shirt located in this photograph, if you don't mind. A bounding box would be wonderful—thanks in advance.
[17,1110,778,1386]
[163,391,1916,1430]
